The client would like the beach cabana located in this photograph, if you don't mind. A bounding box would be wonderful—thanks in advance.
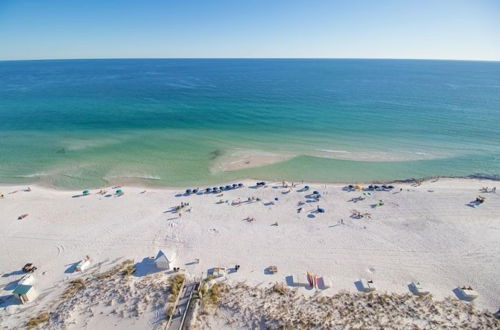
[19,274,35,286]
[154,250,175,270]
[359,278,376,292]
[13,284,37,304]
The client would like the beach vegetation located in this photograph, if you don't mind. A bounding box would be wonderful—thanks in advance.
[271,282,289,295]
[96,259,135,279]
[202,282,222,306]
[61,278,86,299]
[168,273,185,302]
[26,311,50,328]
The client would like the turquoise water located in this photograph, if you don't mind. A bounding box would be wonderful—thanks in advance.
[0,59,499,188]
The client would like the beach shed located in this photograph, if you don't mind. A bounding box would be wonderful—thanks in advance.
[75,256,91,272]
[13,284,37,304]
[154,250,175,270]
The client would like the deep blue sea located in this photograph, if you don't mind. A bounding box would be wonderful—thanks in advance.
[0,59,499,188]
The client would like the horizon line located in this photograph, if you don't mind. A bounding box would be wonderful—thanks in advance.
[1,57,499,63]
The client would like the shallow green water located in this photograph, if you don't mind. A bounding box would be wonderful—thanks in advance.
[0,59,499,188]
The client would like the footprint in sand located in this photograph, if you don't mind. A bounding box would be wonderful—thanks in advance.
[367,267,376,273]
[56,244,66,256]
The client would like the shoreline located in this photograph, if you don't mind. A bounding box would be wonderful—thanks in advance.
[1,173,499,192]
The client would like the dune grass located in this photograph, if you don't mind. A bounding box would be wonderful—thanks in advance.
[26,312,49,329]
[61,278,86,299]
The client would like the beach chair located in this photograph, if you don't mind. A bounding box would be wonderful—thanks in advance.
[360,278,376,292]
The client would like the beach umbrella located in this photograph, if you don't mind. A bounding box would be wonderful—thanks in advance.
[193,188,198,193]
[274,197,279,201]
[318,208,325,213]
[185,189,192,194]
[238,183,243,187]
[304,185,310,190]
[82,190,89,195]
[116,189,123,194]
[225,185,231,190]
[232,183,238,188]
[313,190,319,194]
[205,188,212,193]
[219,186,224,191]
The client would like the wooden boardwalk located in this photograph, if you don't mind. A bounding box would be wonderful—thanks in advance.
[167,280,199,330]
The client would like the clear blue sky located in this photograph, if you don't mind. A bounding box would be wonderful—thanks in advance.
[0,0,499,60]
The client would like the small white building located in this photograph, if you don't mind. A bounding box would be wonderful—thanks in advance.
[360,278,376,292]
[13,284,37,304]
[154,250,175,270]
[75,256,91,272]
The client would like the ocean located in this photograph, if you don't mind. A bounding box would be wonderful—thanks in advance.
[0,59,499,188]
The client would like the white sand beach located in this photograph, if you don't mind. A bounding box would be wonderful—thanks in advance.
[0,178,499,329]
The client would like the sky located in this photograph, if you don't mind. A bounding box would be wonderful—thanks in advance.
[0,0,499,61]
